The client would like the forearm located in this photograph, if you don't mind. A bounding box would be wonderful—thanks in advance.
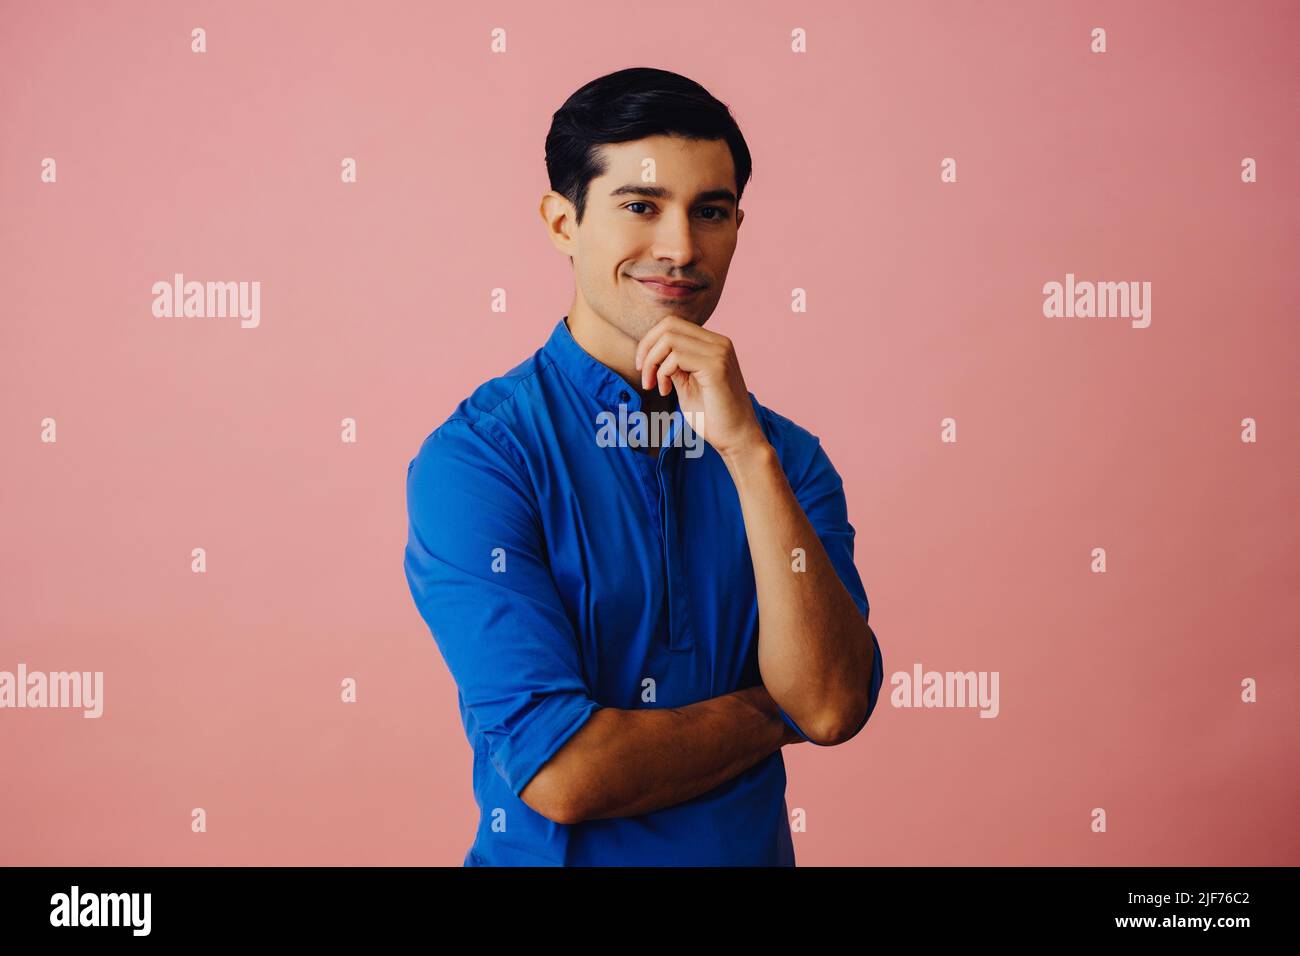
[721,439,874,744]
[540,684,803,823]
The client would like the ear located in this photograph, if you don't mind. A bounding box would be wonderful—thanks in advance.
[540,191,578,258]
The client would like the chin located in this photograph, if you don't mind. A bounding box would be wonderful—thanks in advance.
[607,300,710,339]
[629,313,663,339]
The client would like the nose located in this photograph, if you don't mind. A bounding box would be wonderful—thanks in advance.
[649,206,697,267]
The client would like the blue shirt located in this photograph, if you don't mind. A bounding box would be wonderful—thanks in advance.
[403,316,884,866]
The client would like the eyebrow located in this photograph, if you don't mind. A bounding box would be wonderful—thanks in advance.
[608,184,737,205]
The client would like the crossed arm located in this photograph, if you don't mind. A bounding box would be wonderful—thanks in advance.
[522,683,806,825]
[521,434,877,826]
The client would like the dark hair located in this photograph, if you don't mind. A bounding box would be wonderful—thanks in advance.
[545,67,753,225]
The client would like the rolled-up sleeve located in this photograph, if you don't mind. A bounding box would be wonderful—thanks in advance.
[404,417,601,796]
[777,435,884,745]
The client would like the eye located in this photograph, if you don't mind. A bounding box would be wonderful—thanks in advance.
[624,202,730,221]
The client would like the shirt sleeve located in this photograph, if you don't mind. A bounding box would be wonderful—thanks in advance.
[776,434,884,745]
[404,417,602,798]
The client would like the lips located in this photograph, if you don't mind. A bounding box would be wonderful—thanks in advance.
[635,277,703,298]
[638,277,700,288]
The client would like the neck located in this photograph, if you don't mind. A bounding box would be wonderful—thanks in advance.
[564,306,678,417]
[565,303,638,384]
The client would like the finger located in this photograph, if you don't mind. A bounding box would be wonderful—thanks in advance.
[635,320,669,373]
[643,334,709,391]
[635,315,711,371]
[656,351,681,396]
[641,333,680,390]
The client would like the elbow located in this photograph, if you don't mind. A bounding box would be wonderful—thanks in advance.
[805,696,871,746]
[805,656,878,745]
[549,790,588,826]
[519,764,587,825]
[517,707,608,824]
[814,624,879,746]
[541,799,586,827]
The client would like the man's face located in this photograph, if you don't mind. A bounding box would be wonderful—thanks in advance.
[564,134,744,343]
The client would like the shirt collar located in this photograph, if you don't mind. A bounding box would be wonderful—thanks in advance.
[543,316,645,412]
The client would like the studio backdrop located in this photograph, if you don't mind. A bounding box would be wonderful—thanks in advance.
[1,0,1296,865]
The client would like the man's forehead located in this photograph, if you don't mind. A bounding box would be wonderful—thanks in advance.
[592,138,737,199]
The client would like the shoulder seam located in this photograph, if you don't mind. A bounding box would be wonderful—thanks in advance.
[479,352,556,420]
[435,413,529,482]
[433,351,559,475]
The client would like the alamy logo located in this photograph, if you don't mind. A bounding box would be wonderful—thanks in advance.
[595,404,704,459]
[1042,272,1151,328]
[0,664,103,717]
[890,663,1000,718]
[50,885,150,936]
[152,272,261,328]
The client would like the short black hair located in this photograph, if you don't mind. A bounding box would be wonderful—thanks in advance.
[545,67,753,225]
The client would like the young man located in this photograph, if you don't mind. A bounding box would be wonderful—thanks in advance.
[404,67,883,866]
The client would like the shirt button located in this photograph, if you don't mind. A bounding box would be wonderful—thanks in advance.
[619,390,630,403]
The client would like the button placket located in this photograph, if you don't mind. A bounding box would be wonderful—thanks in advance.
[657,446,694,652]
[613,387,663,540]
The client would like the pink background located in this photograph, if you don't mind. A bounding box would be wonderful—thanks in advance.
[2,0,1297,865]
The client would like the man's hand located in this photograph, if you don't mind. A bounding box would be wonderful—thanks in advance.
[634,316,766,461]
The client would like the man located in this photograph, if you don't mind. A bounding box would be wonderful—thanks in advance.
[404,67,883,866]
